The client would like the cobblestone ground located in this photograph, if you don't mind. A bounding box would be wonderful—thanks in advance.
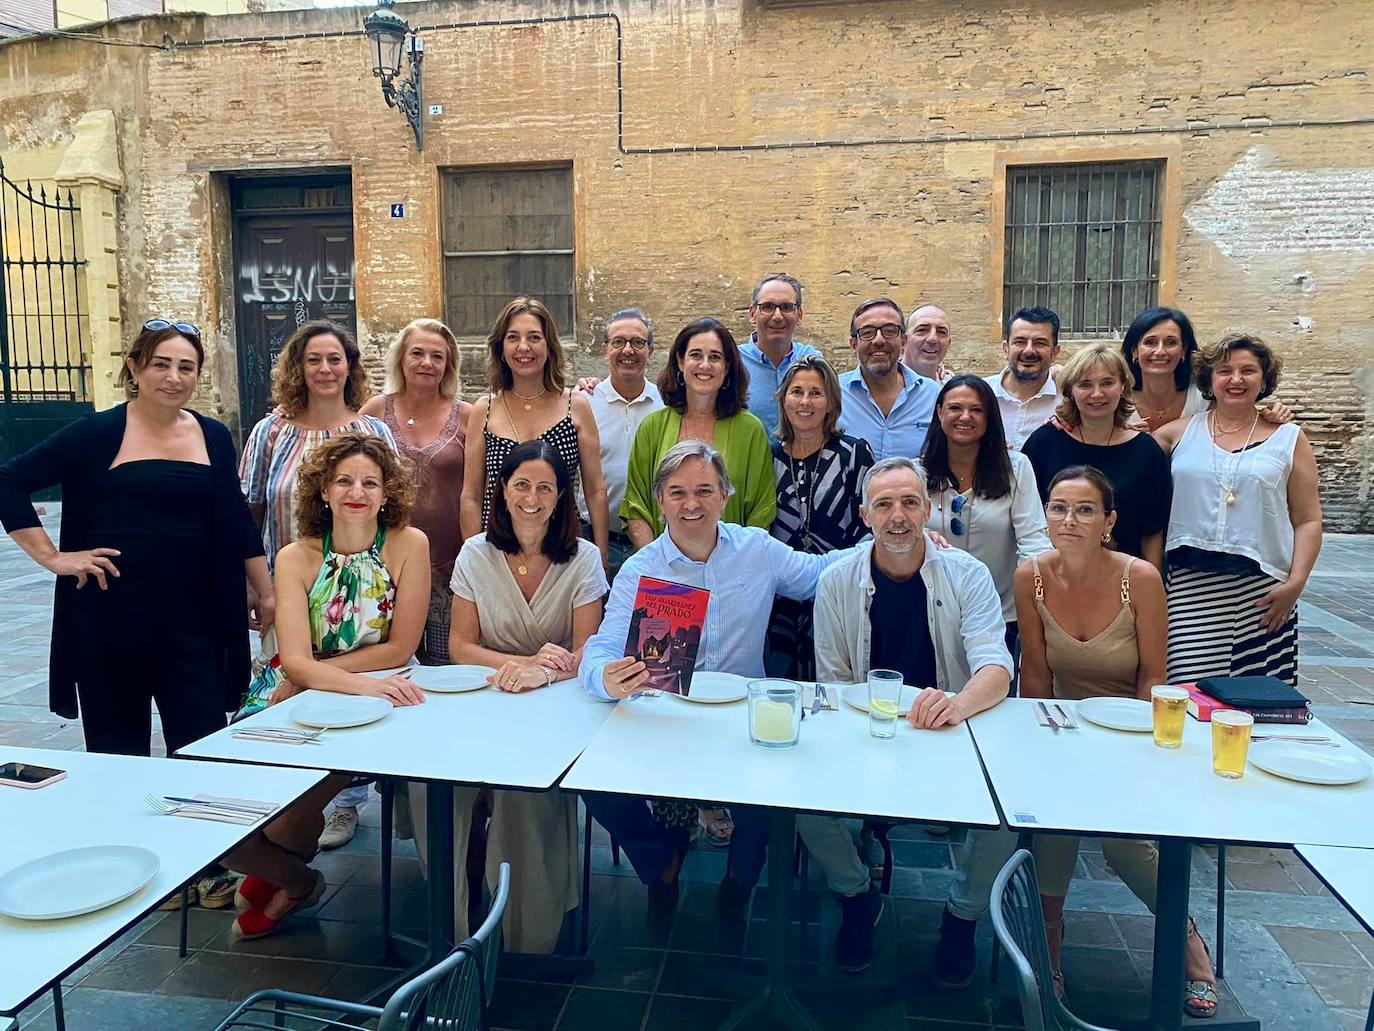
[3,510,1372,1031]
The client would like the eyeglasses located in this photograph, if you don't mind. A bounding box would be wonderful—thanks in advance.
[608,336,649,352]
[949,494,967,536]
[144,318,201,339]
[755,302,799,316]
[854,324,903,342]
[1045,502,1103,522]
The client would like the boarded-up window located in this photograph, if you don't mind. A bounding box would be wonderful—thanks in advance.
[441,166,574,340]
[1004,162,1162,337]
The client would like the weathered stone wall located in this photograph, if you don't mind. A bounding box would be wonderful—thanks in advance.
[1,0,1372,526]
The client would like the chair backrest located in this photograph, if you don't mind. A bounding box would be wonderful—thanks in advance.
[990,849,1053,1031]
[380,862,512,1031]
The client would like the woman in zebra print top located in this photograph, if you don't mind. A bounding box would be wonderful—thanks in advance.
[765,356,874,681]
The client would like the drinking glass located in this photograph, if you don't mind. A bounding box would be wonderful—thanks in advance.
[867,669,904,740]
[1211,710,1254,779]
[1151,685,1188,749]
[748,679,801,749]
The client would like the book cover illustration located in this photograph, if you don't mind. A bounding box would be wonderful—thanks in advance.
[623,577,709,696]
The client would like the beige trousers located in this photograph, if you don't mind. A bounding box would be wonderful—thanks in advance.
[1033,835,1160,911]
[408,782,580,954]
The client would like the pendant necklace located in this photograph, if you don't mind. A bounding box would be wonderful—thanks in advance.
[511,386,547,411]
[787,447,819,553]
[1209,409,1259,506]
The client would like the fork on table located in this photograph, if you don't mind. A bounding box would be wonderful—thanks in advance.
[143,795,274,823]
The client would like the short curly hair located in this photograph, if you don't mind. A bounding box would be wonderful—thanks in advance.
[294,433,416,539]
[1194,333,1283,402]
[273,320,373,418]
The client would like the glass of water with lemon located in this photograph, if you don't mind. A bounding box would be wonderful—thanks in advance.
[868,669,903,739]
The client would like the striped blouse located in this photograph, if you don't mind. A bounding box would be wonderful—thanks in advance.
[239,413,397,567]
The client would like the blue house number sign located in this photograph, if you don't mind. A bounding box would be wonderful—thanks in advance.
[390,203,405,218]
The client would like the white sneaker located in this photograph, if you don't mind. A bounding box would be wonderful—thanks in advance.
[318,807,359,851]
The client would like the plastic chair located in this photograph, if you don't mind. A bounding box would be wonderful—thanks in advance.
[213,862,511,1031]
[989,850,1118,1031]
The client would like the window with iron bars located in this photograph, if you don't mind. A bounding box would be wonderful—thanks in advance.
[1003,161,1163,337]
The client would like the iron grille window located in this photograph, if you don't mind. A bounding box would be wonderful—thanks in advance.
[1004,161,1163,336]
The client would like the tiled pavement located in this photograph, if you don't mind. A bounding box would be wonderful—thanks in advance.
[2,511,1373,1031]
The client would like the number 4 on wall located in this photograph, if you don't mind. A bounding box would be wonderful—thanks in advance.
[390,203,405,218]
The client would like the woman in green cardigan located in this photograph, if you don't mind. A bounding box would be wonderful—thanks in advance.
[622,317,776,547]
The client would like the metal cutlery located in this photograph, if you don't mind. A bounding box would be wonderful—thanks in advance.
[1037,701,1060,733]
[143,795,270,822]
[1251,734,1338,747]
[1053,703,1079,729]
[231,725,323,743]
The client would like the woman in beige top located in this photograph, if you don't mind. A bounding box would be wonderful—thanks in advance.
[409,439,607,953]
[1014,465,1217,1018]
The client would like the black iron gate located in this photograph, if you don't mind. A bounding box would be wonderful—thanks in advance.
[0,159,94,486]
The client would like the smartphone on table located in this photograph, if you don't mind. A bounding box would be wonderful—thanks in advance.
[0,761,67,789]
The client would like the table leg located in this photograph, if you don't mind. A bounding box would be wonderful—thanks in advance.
[50,986,64,1031]
[1365,986,1372,1031]
[720,810,822,1031]
[426,780,456,961]
[1151,838,1191,1031]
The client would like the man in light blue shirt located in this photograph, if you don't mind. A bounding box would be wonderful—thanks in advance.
[579,440,851,927]
[837,297,937,460]
[738,273,820,437]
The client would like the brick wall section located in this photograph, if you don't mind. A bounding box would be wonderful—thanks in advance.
[1,0,1372,527]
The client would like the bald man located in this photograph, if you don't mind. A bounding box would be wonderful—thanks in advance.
[902,304,954,383]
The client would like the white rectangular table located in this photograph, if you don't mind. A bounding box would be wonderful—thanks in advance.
[969,698,1374,1031]
[180,684,616,961]
[563,693,999,1029]
[1294,844,1374,1031]
[0,746,325,1024]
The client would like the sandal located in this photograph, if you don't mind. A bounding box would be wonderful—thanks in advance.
[232,870,326,941]
[1044,916,1066,1000]
[1183,918,1218,1019]
[700,807,734,848]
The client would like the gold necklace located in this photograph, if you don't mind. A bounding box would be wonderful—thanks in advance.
[510,386,547,411]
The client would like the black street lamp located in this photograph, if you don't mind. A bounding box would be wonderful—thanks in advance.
[363,0,424,151]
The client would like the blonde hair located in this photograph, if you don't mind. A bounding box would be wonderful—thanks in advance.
[383,318,461,399]
[1053,343,1135,429]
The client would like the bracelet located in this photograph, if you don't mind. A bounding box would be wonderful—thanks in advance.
[540,666,553,688]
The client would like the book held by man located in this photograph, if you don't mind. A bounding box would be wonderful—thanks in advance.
[623,577,710,696]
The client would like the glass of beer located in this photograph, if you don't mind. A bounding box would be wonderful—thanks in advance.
[1212,710,1254,779]
[1151,685,1188,749]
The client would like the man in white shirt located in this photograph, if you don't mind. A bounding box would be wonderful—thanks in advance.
[902,303,955,384]
[580,441,851,927]
[985,305,1062,450]
[578,308,664,580]
[803,457,1015,979]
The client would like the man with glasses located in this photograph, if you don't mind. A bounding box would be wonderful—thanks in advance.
[803,457,1014,979]
[837,298,937,459]
[578,309,663,580]
[986,306,1063,450]
[739,273,820,437]
[902,304,955,384]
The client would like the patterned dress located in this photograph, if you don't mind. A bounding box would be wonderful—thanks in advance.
[240,526,396,716]
[481,391,582,531]
[765,433,875,680]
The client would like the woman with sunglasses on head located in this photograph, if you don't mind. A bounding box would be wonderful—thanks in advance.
[0,319,271,757]
[921,375,1050,655]
[240,318,397,852]
[1014,465,1217,1017]
[765,356,874,680]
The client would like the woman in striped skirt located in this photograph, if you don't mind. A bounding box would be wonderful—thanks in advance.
[1153,333,1322,687]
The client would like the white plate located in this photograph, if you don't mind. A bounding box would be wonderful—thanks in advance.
[291,694,392,729]
[0,845,161,920]
[842,682,920,715]
[1248,742,1372,786]
[408,665,496,694]
[1076,696,1153,733]
[675,671,749,704]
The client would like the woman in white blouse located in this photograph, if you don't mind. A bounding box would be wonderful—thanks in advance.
[409,439,607,953]
[921,375,1051,655]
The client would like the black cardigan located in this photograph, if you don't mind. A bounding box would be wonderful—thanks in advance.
[0,404,265,717]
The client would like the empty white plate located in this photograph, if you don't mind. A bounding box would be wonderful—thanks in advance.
[291,694,392,729]
[674,671,749,704]
[1076,696,1153,733]
[409,665,496,694]
[0,845,160,920]
[842,682,921,716]
[1248,742,1371,786]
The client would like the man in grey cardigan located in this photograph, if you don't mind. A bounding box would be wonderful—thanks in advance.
[801,456,1015,982]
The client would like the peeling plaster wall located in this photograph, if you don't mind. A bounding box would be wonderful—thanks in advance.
[1,0,1372,526]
